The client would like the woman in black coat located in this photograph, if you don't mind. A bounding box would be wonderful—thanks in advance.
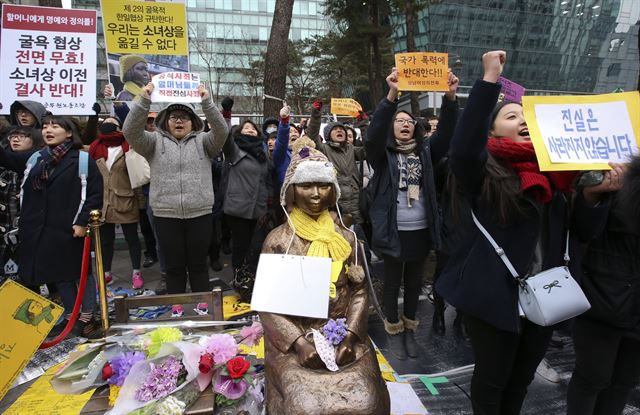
[435,51,619,415]
[365,67,459,359]
[567,156,640,415]
[0,115,102,325]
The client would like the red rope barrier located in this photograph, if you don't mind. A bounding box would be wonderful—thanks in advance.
[39,235,92,349]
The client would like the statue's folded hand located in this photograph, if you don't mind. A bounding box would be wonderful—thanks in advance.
[294,337,325,369]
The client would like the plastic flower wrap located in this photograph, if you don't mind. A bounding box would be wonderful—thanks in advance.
[239,321,264,347]
[109,343,205,415]
[127,378,201,415]
[213,355,262,408]
[106,351,146,386]
[144,327,183,357]
[50,344,131,394]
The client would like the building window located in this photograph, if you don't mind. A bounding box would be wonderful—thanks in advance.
[606,63,621,77]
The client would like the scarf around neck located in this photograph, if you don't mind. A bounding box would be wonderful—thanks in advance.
[235,134,266,162]
[123,81,143,98]
[394,139,422,207]
[289,207,351,262]
[31,139,74,190]
[89,131,129,161]
[487,137,577,204]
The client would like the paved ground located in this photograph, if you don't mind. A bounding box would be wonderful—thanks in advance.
[2,245,638,414]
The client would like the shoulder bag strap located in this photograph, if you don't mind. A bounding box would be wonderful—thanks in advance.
[470,210,521,279]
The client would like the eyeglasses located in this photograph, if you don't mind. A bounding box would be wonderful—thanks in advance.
[168,115,191,122]
[393,118,417,126]
[16,109,32,117]
[8,134,29,141]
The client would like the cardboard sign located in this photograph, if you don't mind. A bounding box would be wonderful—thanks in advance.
[150,71,201,102]
[101,0,188,56]
[100,0,190,102]
[395,52,448,92]
[0,280,64,401]
[0,4,97,115]
[523,91,640,171]
[251,254,331,319]
[499,76,526,103]
[330,98,362,117]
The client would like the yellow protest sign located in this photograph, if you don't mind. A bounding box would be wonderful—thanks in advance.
[395,52,449,92]
[330,98,363,117]
[5,362,94,415]
[523,91,640,171]
[0,280,64,401]
[101,0,188,55]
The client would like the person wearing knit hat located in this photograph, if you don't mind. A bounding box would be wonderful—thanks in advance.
[306,100,366,226]
[259,136,390,415]
[116,55,149,101]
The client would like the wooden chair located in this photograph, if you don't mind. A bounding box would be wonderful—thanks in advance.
[113,287,224,323]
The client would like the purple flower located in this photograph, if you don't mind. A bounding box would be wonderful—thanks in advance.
[239,321,264,347]
[108,351,146,386]
[202,334,238,365]
[134,355,185,402]
[322,318,348,346]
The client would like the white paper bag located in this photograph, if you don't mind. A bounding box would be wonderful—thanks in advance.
[125,148,150,188]
[251,254,331,319]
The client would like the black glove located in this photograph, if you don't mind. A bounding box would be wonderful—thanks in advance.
[92,102,101,115]
[221,97,234,112]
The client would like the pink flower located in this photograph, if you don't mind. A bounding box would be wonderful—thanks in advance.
[239,322,264,347]
[203,334,238,365]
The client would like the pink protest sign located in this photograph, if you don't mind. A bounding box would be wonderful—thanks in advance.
[499,76,526,103]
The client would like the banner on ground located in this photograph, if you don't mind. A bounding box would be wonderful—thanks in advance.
[0,280,64,401]
[330,98,362,117]
[395,52,449,92]
[150,72,201,103]
[523,91,640,171]
[0,4,97,115]
[100,0,189,102]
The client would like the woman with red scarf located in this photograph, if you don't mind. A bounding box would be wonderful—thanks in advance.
[89,117,143,289]
[435,51,622,415]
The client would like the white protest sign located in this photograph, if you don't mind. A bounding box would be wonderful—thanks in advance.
[150,72,201,103]
[251,254,331,319]
[0,4,97,115]
[523,92,640,171]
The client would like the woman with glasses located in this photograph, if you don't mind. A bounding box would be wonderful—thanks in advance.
[364,67,459,359]
[123,83,228,316]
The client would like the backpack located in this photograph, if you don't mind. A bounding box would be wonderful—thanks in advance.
[20,150,89,224]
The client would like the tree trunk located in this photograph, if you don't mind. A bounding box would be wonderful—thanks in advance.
[369,1,384,105]
[405,1,421,117]
[263,0,294,118]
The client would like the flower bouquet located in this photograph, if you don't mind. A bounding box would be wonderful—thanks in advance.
[196,322,266,412]
[50,343,132,394]
[107,341,208,415]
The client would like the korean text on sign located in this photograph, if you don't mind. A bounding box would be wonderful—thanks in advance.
[330,98,363,117]
[101,0,189,55]
[523,92,640,171]
[395,52,449,92]
[0,4,97,115]
[150,72,201,103]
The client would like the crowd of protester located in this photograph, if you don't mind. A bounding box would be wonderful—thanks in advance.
[0,49,638,415]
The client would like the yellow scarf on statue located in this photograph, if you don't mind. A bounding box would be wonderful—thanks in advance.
[123,81,143,98]
[289,207,351,262]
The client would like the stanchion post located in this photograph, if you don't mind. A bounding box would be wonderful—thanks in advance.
[90,209,109,332]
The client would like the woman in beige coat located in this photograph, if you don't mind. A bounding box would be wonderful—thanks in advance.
[89,117,143,288]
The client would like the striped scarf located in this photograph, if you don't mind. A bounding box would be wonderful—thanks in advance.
[31,139,73,190]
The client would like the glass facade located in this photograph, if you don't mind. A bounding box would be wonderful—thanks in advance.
[186,0,331,111]
[392,0,639,95]
[65,0,329,112]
